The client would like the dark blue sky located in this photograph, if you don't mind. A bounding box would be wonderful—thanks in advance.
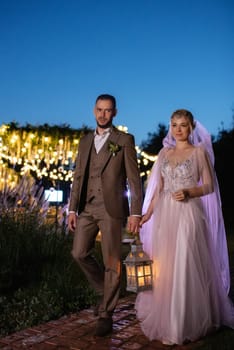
[0,0,233,145]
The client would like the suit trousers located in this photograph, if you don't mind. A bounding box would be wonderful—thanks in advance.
[71,198,123,318]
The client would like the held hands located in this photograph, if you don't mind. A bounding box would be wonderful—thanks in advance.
[139,199,154,227]
[172,189,189,201]
[139,211,152,227]
[68,212,77,232]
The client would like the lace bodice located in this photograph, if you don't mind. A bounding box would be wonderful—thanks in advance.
[161,157,198,193]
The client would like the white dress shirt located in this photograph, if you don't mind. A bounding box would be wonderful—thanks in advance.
[94,128,111,153]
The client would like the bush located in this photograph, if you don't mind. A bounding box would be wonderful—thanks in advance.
[0,281,95,336]
[0,177,129,336]
[0,210,99,336]
[0,210,129,336]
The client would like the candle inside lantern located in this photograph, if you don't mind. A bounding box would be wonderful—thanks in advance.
[137,266,145,286]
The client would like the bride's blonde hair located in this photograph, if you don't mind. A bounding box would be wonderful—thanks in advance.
[171,109,195,131]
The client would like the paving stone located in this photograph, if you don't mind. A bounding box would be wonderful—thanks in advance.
[23,334,52,345]
[122,341,143,349]
[29,343,58,349]
[48,335,89,349]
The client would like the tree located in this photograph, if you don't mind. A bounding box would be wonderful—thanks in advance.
[0,122,93,203]
[213,121,234,229]
[138,124,168,187]
[140,123,168,154]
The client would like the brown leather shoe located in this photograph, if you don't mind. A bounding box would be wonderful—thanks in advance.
[93,305,99,317]
[95,317,113,336]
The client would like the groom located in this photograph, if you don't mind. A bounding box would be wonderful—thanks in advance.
[68,94,142,336]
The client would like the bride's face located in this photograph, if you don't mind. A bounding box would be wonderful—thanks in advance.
[171,115,191,142]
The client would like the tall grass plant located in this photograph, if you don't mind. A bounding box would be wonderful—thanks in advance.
[0,177,98,336]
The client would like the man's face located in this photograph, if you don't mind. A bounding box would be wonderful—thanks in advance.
[94,99,117,129]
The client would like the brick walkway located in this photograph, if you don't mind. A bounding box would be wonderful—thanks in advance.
[1,292,234,350]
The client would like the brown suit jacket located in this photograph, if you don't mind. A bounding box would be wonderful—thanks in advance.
[69,127,142,218]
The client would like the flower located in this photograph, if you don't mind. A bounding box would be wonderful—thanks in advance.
[108,141,121,157]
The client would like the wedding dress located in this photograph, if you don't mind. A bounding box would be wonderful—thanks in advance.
[135,124,234,345]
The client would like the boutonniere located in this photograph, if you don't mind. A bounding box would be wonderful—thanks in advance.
[108,141,121,157]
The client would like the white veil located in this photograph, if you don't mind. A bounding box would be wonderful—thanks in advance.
[141,120,230,294]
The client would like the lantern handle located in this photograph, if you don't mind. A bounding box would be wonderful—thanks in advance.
[131,231,142,245]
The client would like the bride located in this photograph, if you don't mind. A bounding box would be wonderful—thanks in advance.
[135,109,234,346]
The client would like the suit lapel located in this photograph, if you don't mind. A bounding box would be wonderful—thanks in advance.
[98,129,121,171]
[80,133,94,170]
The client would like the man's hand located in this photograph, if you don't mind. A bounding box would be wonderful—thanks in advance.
[68,212,77,232]
[127,215,141,234]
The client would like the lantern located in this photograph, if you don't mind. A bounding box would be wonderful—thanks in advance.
[124,234,153,293]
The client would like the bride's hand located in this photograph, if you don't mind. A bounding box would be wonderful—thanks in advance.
[172,189,189,201]
[140,212,152,227]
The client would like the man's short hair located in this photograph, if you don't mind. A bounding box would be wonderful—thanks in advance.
[96,94,116,110]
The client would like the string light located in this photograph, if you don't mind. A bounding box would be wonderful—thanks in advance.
[0,123,157,190]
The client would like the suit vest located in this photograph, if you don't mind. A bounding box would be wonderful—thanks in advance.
[86,142,105,204]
